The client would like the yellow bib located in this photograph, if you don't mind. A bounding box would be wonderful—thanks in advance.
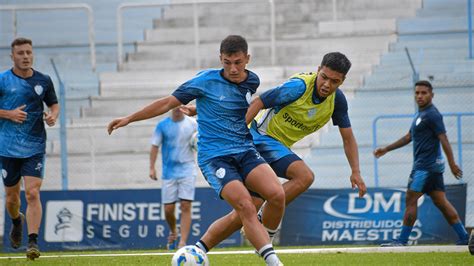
[254,72,335,147]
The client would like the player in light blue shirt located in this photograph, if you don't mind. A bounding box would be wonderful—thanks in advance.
[149,107,197,249]
[108,35,284,265]
[0,38,59,260]
[374,80,468,246]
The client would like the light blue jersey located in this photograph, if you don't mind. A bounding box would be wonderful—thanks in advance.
[0,69,57,158]
[172,69,259,164]
[152,116,197,180]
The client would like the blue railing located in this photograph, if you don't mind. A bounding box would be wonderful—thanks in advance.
[372,112,474,187]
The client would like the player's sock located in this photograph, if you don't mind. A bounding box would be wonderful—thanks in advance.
[398,225,412,244]
[12,215,22,226]
[195,240,209,253]
[265,226,279,243]
[258,244,281,265]
[451,221,469,242]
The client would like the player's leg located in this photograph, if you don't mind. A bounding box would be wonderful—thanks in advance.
[198,197,260,249]
[162,178,178,249]
[278,159,314,206]
[23,176,42,259]
[178,200,192,248]
[429,190,469,244]
[244,163,285,232]
[177,175,196,248]
[221,180,282,265]
[3,156,24,249]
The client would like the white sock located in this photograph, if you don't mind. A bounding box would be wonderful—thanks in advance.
[265,226,279,243]
[258,244,281,265]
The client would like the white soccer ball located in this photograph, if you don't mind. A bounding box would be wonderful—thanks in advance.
[189,132,198,151]
[171,245,209,266]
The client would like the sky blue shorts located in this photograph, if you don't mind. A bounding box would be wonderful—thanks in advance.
[1,153,45,187]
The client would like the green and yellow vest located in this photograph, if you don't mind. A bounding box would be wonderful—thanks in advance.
[254,72,335,147]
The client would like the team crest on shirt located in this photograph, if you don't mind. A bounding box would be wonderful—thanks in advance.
[245,91,252,104]
[1,169,7,179]
[216,168,226,179]
[415,117,422,126]
[34,85,44,95]
[308,108,317,118]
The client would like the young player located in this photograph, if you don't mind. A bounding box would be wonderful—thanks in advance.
[108,35,285,266]
[149,107,197,249]
[374,80,469,246]
[0,37,59,260]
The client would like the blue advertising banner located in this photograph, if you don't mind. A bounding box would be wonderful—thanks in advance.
[280,184,466,245]
[3,188,240,252]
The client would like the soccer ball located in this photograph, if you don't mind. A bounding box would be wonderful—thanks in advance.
[171,245,209,266]
[189,132,198,151]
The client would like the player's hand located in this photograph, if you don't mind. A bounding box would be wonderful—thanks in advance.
[149,168,157,181]
[9,104,27,123]
[107,117,130,135]
[350,172,367,197]
[373,147,387,158]
[43,111,57,127]
[450,163,463,180]
[180,105,197,116]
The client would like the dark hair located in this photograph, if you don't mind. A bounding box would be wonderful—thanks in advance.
[220,35,248,55]
[11,37,32,51]
[320,52,351,75]
[415,80,433,91]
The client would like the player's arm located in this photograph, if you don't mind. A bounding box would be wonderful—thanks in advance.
[108,95,181,134]
[0,104,27,123]
[339,127,367,197]
[149,145,159,181]
[246,96,265,124]
[438,133,463,179]
[44,103,59,127]
[373,132,411,158]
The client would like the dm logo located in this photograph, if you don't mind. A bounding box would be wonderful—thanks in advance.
[45,200,83,242]
[34,85,43,95]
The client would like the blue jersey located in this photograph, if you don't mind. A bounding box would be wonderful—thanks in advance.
[259,78,351,128]
[410,104,446,173]
[0,69,58,158]
[151,116,197,180]
[172,69,259,164]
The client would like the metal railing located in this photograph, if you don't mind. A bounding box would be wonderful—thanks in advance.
[372,112,474,187]
[0,4,97,71]
[50,59,69,191]
[116,0,275,70]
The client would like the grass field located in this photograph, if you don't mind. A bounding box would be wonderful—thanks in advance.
[1,246,473,265]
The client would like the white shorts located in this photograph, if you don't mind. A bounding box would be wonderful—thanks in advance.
[161,176,196,204]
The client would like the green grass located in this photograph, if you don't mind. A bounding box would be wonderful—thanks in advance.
[0,247,473,265]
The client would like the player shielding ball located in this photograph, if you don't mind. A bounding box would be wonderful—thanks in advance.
[108,35,285,266]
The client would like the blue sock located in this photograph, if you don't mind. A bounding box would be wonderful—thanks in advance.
[452,221,469,240]
[398,225,413,244]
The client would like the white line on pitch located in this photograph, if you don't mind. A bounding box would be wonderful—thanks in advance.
[0,245,468,260]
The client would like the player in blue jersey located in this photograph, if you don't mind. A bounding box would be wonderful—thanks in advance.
[374,80,468,246]
[0,38,59,260]
[108,35,285,266]
[183,52,367,246]
[149,107,197,249]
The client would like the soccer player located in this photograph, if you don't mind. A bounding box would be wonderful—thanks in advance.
[149,107,197,249]
[108,35,285,266]
[0,37,59,260]
[185,52,367,247]
[374,80,469,246]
